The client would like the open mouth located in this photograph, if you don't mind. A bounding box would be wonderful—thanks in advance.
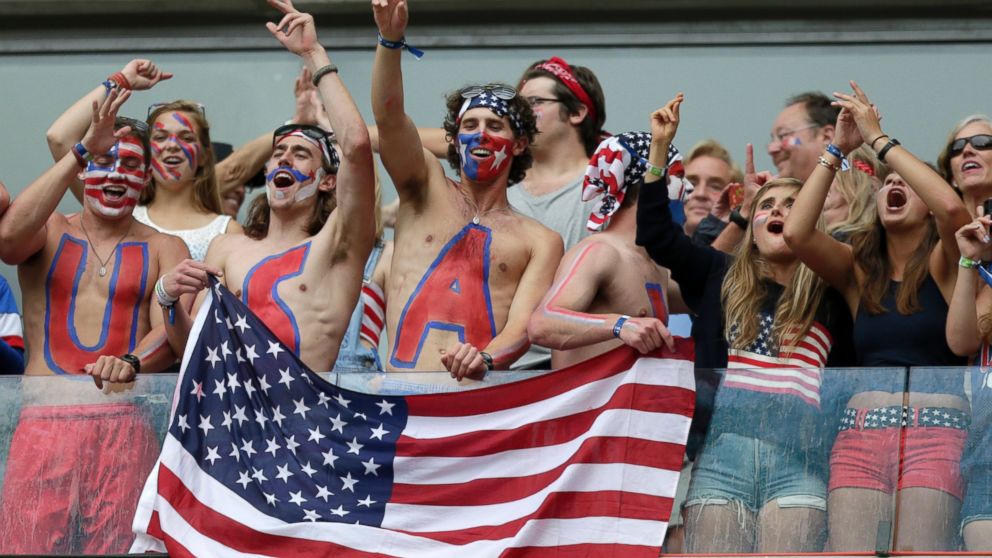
[962,161,982,172]
[272,171,295,188]
[162,155,184,166]
[766,220,784,234]
[886,189,907,210]
[470,147,492,158]
[102,185,127,201]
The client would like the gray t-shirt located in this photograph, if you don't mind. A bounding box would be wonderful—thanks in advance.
[507,174,596,369]
[507,174,597,252]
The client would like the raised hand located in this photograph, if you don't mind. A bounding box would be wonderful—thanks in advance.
[832,81,884,148]
[266,0,322,57]
[291,67,332,129]
[120,59,173,91]
[649,93,684,148]
[955,211,992,262]
[372,0,409,42]
[832,105,864,155]
[739,143,772,218]
[79,88,132,156]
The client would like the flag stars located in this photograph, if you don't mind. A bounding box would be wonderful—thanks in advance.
[300,461,317,478]
[288,491,307,506]
[241,439,257,458]
[251,467,268,482]
[229,443,240,461]
[177,414,190,434]
[244,380,257,399]
[376,399,395,416]
[307,426,325,444]
[322,448,339,469]
[213,379,227,400]
[234,314,250,333]
[198,414,214,436]
[258,374,272,394]
[232,405,249,426]
[271,406,286,427]
[255,412,269,428]
[263,492,278,506]
[346,437,364,456]
[317,392,331,408]
[361,457,381,476]
[264,437,281,457]
[285,435,300,455]
[315,484,333,502]
[294,397,311,419]
[205,346,221,367]
[245,344,260,365]
[204,446,221,465]
[276,464,293,483]
[220,340,232,359]
[278,368,294,389]
[266,340,284,359]
[334,393,351,409]
[236,470,251,489]
[357,495,376,508]
[302,509,320,522]
[369,424,389,441]
[227,372,241,392]
[190,381,205,402]
[329,413,348,434]
[329,505,349,517]
[340,472,358,492]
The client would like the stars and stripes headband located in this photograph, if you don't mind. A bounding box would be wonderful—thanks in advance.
[581,131,689,231]
[456,84,525,135]
[535,56,598,124]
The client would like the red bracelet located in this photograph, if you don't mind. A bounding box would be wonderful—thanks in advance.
[108,71,132,90]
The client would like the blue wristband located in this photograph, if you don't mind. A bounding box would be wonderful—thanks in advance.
[979,263,992,289]
[825,143,851,171]
[613,315,630,338]
[377,33,425,60]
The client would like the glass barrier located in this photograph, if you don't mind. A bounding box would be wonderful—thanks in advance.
[0,367,988,556]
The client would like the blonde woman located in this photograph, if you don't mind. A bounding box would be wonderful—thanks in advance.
[636,94,855,553]
[823,145,884,240]
[784,82,971,551]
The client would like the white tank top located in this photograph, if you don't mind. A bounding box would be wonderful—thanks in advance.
[132,205,232,261]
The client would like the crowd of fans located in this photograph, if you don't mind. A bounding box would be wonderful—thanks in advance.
[0,0,991,554]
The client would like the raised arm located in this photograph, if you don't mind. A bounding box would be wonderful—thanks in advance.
[267,0,375,255]
[46,60,172,203]
[710,144,771,254]
[443,228,564,380]
[370,0,432,201]
[782,106,859,299]
[946,215,992,356]
[636,94,726,309]
[528,241,673,354]
[834,81,970,273]
[0,90,132,265]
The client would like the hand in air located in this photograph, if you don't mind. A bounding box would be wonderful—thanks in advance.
[372,0,409,42]
[832,81,884,148]
[649,93,684,148]
[266,0,322,58]
[292,67,332,130]
[739,143,772,219]
[955,209,992,262]
[79,89,133,157]
[120,59,173,91]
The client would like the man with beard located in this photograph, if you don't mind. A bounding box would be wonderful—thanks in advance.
[158,0,375,373]
[0,90,187,553]
[371,0,562,379]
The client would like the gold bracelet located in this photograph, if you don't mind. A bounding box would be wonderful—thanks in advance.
[817,156,839,172]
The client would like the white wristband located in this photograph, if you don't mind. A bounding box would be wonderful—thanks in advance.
[155,275,179,307]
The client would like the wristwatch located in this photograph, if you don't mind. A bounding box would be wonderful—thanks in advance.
[729,209,749,229]
[119,353,141,374]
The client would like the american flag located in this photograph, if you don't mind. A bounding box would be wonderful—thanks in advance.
[131,279,695,557]
[725,313,832,407]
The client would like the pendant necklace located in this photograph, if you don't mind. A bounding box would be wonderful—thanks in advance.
[79,216,132,277]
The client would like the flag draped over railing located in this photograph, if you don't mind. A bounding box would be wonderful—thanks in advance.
[132,278,695,557]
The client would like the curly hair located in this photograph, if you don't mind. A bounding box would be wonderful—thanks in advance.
[143,100,221,214]
[441,85,538,186]
[519,60,607,156]
[243,186,336,240]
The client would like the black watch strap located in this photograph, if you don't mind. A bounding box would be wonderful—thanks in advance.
[877,138,901,163]
[479,351,494,371]
[119,353,141,374]
[729,209,748,229]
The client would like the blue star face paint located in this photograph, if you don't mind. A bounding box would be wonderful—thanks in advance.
[456,132,515,183]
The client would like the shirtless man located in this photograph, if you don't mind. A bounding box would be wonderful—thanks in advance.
[371,0,562,379]
[160,0,375,372]
[0,91,186,554]
[528,132,681,369]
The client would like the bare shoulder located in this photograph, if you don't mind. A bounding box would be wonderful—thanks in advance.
[509,212,563,253]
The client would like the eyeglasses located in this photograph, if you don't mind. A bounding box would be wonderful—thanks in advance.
[525,96,562,107]
[769,123,818,145]
[147,102,207,120]
[459,84,517,101]
[949,134,992,157]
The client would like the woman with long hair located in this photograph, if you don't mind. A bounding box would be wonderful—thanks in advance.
[783,81,971,551]
[636,94,855,553]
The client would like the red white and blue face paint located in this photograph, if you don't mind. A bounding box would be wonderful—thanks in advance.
[150,112,201,183]
[265,165,321,203]
[457,132,514,183]
[82,136,147,218]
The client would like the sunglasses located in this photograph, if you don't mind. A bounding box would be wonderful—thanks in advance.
[147,102,207,120]
[459,84,517,101]
[273,124,337,165]
[949,134,992,157]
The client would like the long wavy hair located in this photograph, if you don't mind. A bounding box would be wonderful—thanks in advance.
[142,100,222,214]
[849,187,938,315]
[827,146,881,238]
[721,179,829,354]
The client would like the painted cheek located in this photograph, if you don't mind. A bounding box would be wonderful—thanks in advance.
[753,210,771,226]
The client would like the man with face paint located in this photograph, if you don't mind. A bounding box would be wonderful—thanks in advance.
[158,0,375,374]
[372,0,562,380]
[0,91,189,553]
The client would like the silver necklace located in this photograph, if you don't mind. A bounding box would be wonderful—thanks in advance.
[78,217,132,277]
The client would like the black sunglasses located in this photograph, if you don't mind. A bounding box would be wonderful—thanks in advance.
[459,84,517,101]
[949,134,992,157]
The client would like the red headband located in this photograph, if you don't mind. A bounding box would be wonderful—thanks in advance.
[535,56,598,124]
[852,159,875,176]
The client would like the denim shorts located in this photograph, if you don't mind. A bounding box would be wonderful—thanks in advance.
[685,432,827,513]
[963,464,992,527]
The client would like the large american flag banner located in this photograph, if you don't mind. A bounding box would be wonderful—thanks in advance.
[131,279,695,557]
[725,313,832,407]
